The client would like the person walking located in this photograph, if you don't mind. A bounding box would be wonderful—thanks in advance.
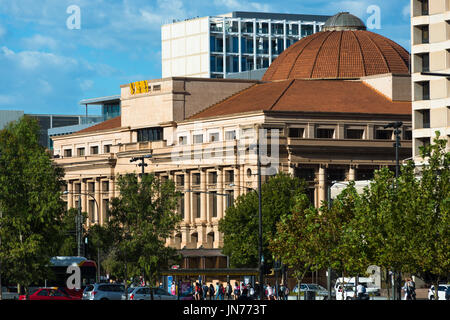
[226,282,232,300]
[403,278,416,300]
[202,283,208,300]
[356,283,366,300]
[218,283,225,300]
[209,283,215,300]
[215,282,220,300]
[279,283,285,300]
[233,281,240,300]
[267,283,274,300]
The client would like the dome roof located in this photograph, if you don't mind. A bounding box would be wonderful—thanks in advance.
[262,30,410,81]
[322,12,366,31]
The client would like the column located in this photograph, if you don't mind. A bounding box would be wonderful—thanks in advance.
[348,166,356,181]
[184,170,191,225]
[67,180,73,209]
[233,166,240,199]
[217,167,224,220]
[200,169,207,223]
[81,179,88,226]
[95,178,101,225]
[318,165,326,207]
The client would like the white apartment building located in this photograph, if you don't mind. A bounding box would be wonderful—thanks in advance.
[161,11,330,79]
[411,0,450,160]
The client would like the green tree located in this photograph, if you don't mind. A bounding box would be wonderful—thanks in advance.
[103,173,182,297]
[57,208,88,257]
[269,194,322,299]
[219,172,306,269]
[411,132,449,299]
[0,116,65,295]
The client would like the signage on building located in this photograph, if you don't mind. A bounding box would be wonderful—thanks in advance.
[171,265,180,270]
[130,80,149,95]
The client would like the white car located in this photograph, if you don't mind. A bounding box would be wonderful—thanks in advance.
[292,283,331,300]
[334,277,380,300]
[428,284,450,300]
[122,287,178,300]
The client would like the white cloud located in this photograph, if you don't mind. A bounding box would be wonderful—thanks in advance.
[402,4,410,19]
[23,34,58,50]
[79,79,94,91]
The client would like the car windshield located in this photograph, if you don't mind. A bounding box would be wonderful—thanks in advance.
[308,285,320,290]
[128,287,135,293]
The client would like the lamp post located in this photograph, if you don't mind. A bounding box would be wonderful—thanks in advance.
[383,121,403,300]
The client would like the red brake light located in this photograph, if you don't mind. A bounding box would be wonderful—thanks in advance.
[130,294,134,300]
[92,291,97,296]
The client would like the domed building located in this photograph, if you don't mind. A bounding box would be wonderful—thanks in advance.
[52,13,413,284]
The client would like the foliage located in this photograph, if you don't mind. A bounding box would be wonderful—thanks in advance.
[219,172,306,268]
[102,173,182,285]
[0,116,65,291]
[57,208,87,257]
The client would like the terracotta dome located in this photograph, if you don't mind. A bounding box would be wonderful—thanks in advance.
[263,14,410,81]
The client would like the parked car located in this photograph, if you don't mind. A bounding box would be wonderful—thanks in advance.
[428,284,450,300]
[19,287,77,300]
[82,283,125,300]
[1,286,19,300]
[292,283,331,299]
[122,287,178,300]
[334,277,380,298]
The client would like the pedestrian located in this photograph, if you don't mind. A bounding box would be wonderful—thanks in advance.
[237,288,251,300]
[248,284,255,298]
[209,283,215,300]
[356,283,366,300]
[218,283,225,300]
[279,283,285,300]
[403,278,416,300]
[284,285,290,300]
[267,283,274,300]
[194,282,201,300]
[226,282,232,300]
[215,282,220,300]
[233,281,240,300]
[171,282,176,296]
[202,283,208,300]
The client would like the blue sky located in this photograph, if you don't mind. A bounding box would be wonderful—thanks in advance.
[0,0,411,115]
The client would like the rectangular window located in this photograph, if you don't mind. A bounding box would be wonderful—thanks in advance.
[90,146,99,155]
[421,0,429,15]
[294,168,315,181]
[193,134,203,144]
[209,172,218,184]
[77,147,85,157]
[211,192,218,218]
[404,130,413,140]
[225,130,236,140]
[420,109,431,128]
[421,25,429,44]
[64,149,72,157]
[356,169,375,180]
[226,190,234,209]
[179,197,185,219]
[192,173,201,186]
[88,182,95,193]
[345,129,364,139]
[288,128,304,138]
[327,168,346,182]
[225,170,234,184]
[194,193,201,218]
[316,128,335,139]
[103,145,111,153]
[375,130,393,140]
[102,181,109,192]
[137,127,163,142]
[209,132,219,142]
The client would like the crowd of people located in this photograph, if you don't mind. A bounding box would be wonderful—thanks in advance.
[191,281,290,300]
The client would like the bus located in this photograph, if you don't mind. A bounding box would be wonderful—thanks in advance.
[46,256,97,296]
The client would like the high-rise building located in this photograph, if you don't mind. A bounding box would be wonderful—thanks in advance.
[411,0,450,161]
[161,11,330,79]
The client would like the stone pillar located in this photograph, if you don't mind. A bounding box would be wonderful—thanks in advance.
[67,181,73,209]
[81,179,87,225]
[184,170,191,224]
[217,168,224,220]
[200,169,207,223]
[348,166,356,181]
[95,178,101,225]
[234,166,240,199]
[318,165,326,207]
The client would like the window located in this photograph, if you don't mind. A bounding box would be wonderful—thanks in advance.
[178,136,187,145]
[102,181,109,192]
[209,132,219,142]
[415,81,430,101]
[64,149,72,157]
[90,146,99,155]
[420,0,428,15]
[356,169,375,180]
[193,134,203,144]
[375,129,393,140]
[137,127,163,142]
[288,128,304,138]
[211,192,218,218]
[294,168,315,181]
[421,25,429,44]
[225,170,234,183]
[153,85,161,91]
[225,130,236,140]
[77,147,85,157]
[192,173,201,185]
[176,175,185,187]
[316,128,334,139]
[179,197,185,219]
[327,168,346,182]
[209,172,217,184]
[88,182,95,193]
[103,145,111,153]
[194,193,201,218]
[418,109,430,128]
[345,129,364,139]
[226,190,234,208]
[404,130,413,140]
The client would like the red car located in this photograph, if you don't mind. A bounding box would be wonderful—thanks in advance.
[19,287,78,300]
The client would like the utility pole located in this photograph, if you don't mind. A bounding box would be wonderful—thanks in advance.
[256,135,264,301]
[384,121,403,300]
[130,154,152,176]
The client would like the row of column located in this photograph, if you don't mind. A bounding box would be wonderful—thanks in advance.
[66,177,115,226]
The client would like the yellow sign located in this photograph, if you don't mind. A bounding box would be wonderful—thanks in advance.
[130,80,149,95]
